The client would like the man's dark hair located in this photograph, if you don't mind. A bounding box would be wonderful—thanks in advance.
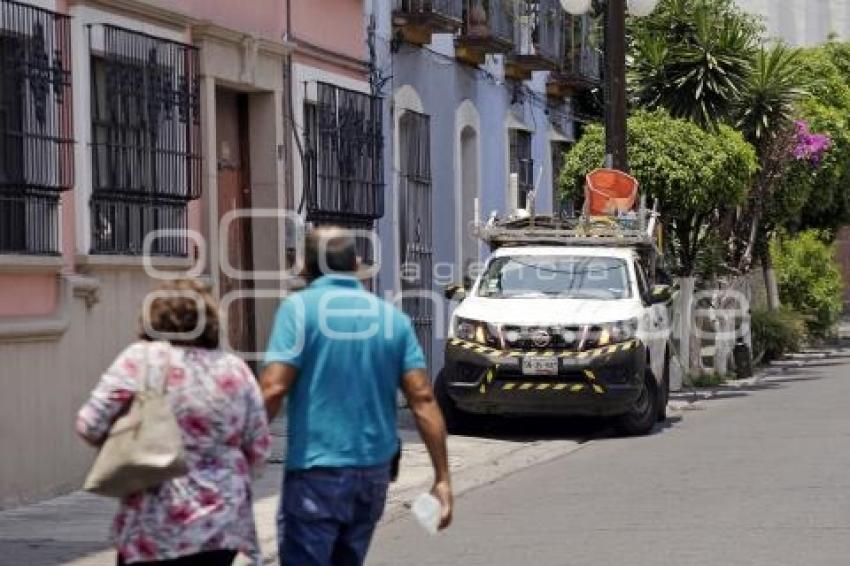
[305,226,358,279]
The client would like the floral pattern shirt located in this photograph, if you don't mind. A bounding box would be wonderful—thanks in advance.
[77,342,271,564]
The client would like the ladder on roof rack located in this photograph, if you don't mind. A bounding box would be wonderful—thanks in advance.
[473,198,661,252]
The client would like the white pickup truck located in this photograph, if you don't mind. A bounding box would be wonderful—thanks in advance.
[437,217,673,436]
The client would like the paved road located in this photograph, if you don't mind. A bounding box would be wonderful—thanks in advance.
[368,352,850,566]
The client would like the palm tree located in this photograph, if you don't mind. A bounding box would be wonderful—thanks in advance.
[629,0,758,130]
[736,44,805,148]
[732,44,805,306]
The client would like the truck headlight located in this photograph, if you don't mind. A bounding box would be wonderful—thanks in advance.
[453,317,501,348]
[584,319,638,349]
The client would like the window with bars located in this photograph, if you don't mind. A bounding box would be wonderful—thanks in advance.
[302,82,384,223]
[89,25,201,256]
[398,110,433,371]
[509,128,533,210]
[0,0,73,255]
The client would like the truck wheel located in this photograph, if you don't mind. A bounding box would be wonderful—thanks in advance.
[615,370,658,436]
[657,349,671,422]
[434,370,472,434]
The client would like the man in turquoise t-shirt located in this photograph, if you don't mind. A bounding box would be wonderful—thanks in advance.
[261,226,452,565]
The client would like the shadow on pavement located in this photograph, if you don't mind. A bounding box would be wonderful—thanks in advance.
[459,414,609,443]
[0,538,112,565]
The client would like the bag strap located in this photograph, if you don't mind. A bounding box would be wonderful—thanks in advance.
[143,341,172,395]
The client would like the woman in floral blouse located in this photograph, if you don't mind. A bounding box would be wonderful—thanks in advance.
[77,279,271,566]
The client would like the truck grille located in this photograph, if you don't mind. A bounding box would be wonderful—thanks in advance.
[502,325,582,351]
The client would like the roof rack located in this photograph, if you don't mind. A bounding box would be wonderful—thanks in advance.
[473,198,661,252]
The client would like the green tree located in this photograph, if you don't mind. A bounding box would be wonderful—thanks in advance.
[823,39,850,82]
[736,44,804,146]
[629,0,761,129]
[770,231,844,336]
[797,104,850,233]
[795,44,850,110]
[789,46,850,234]
[559,111,757,276]
[727,44,805,273]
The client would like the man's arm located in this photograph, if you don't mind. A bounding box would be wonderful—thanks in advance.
[259,362,299,421]
[401,369,453,530]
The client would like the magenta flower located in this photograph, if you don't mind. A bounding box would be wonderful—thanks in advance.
[793,120,831,166]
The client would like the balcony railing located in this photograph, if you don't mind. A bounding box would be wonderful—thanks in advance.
[511,0,563,69]
[458,0,515,54]
[394,0,463,23]
[548,14,600,97]
[393,0,463,44]
[565,21,600,80]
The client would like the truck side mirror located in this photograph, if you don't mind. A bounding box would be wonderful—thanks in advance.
[444,284,467,301]
[649,284,673,304]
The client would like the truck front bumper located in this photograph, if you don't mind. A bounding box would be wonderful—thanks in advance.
[442,338,646,418]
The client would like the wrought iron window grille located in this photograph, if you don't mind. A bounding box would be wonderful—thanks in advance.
[302,82,384,223]
[88,24,201,256]
[0,0,73,255]
[398,110,434,370]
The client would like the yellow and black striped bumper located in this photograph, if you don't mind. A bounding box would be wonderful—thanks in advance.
[445,338,639,363]
[442,338,645,417]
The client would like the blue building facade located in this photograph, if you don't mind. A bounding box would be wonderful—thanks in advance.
[368,0,600,375]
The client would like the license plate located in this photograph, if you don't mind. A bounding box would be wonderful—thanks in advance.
[522,356,559,376]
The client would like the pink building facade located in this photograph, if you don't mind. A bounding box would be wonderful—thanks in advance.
[0,0,376,508]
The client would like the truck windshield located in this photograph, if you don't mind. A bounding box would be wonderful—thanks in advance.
[476,255,632,300]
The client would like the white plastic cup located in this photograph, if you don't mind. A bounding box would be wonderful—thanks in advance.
[411,492,441,535]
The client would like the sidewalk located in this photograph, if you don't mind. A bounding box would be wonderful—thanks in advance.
[6,344,845,566]
[0,413,586,566]
[839,314,850,340]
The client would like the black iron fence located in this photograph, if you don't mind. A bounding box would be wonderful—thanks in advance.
[303,82,384,222]
[0,0,73,255]
[89,24,201,256]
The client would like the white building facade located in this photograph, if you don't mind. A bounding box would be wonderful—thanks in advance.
[735,0,850,45]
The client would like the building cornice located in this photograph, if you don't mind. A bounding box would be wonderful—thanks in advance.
[192,21,295,58]
[292,35,368,75]
[0,255,65,274]
[67,0,194,31]
[68,1,295,58]
[74,254,196,271]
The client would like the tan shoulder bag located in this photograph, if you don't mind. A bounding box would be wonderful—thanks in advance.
[84,342,188,498]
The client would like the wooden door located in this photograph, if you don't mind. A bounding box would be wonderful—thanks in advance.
[216,90,256,356]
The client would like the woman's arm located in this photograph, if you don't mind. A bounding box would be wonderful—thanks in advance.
[238,362,272,468]
[76,343,146,446]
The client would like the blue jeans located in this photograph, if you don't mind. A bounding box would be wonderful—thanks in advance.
[278,464,391,566]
